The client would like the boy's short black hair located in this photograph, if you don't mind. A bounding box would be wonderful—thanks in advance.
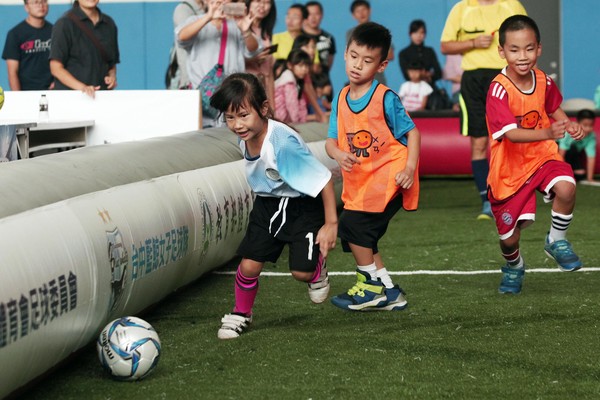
[499,14,541,46]
[409,19,426,35]
[305,1,323,13]
[289,3,308,20]
[577,109,596,122]
[347,22,391,63]
[350,0,370,13]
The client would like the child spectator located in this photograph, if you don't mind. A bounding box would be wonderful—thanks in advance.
[398,19,442,86]
[399,60,433,112]
[210,73,337,339]
[274,49,311,123]
[486,15,585,294]
[310,71,333,113]
[558,109,597,183]
[326,22,420,311]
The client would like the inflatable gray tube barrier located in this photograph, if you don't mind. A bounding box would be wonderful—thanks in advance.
[0,123,340,398]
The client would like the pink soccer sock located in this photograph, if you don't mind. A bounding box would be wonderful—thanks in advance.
[309,254,325,283]
[233,267,259,316]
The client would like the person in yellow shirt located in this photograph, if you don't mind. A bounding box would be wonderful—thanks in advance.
[440,0,526,220]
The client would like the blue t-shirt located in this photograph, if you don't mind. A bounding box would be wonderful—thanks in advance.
[241,119,332,198]
[327,80,416,145]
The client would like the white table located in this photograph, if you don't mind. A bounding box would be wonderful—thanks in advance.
[16,119,94,158]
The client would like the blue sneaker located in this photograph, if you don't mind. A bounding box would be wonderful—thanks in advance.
[498,265,525,294]
[370,285,408,311]
[330,270,386,311]
[544,235,582,271]
[477,201,493,220]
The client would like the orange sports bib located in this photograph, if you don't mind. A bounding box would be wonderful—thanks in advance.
[336,84,419,212]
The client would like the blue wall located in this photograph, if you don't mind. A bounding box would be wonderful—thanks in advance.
[1,0,599,100]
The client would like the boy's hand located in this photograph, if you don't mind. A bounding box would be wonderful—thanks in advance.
[335,151,360,172]
[548,120,568,140]
[566,121,585,140]
[316,222,337,258]
[395,167,414,189]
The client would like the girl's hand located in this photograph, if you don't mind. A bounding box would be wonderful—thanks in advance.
[316,222,337,258]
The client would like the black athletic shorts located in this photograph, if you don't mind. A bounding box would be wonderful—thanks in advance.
[459,68,500,137]
[338,194,404,254]
[237,195,324,272]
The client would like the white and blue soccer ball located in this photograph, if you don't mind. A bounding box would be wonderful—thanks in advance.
[97,316,161,381]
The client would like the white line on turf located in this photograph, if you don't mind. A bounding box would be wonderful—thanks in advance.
[214,267,600,276]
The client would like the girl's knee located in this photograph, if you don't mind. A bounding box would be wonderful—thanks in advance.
[291,270,311,282]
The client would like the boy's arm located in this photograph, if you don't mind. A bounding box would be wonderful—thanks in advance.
[315,178,338,258]
[395,127,420,189]
[325,137,360,172]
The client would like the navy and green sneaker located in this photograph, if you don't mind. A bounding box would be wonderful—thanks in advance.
[498,265,525,294]
[544,234,582,272]
[371,285,408,311]
[330,270,386,311]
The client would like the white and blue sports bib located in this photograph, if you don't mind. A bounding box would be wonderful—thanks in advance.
[241,120,331,198]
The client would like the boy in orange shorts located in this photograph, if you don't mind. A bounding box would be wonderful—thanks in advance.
[485,15,585,294]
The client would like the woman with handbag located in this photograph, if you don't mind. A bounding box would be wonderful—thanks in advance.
[176,0,259,127]
[49,0,119,98]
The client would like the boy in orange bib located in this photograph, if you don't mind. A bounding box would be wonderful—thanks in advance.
[326,22,421,311]
[485,15,585,294]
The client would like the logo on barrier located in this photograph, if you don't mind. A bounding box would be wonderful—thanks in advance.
[106,227,128,311]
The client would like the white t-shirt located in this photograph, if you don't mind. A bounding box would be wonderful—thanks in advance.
[399,81,433,112]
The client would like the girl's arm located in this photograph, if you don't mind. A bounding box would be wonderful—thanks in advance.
[283,82,303,123]
[315,179,338,258]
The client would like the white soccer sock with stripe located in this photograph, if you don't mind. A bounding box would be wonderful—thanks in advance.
[357,263,377,281]
[548,210,573,242]
[376,267,394,288]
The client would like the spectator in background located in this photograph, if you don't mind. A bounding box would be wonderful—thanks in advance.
[176,0,258,127]
[2,0,53,91]
[169,0,205,89]
[442,54,463,111]
[345,0,392,86]
[440,0,526,220]
[271,3,307,61]
[558,109,597,184]
[50,0,120,98]
[244,0,277,107]
[291,33,318,72]
[309,71,332,114]
[303,1,336,76]
[271,2,326,122]
[274,49,311,123]
[398,19,441,86]
[398,60,433,112]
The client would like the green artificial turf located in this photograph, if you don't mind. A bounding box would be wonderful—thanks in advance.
[18,179,600,400]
